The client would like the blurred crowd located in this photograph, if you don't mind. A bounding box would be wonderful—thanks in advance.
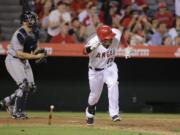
[1,0,180,46]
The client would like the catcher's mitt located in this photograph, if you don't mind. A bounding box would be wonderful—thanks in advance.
[34,48,48,64]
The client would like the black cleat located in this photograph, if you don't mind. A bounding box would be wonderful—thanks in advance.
[86,117,94,126]
[112,115,121,122]
[12,112,28,119]
[85,107,95,126]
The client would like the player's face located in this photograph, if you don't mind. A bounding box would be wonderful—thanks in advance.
[23,22,32,32]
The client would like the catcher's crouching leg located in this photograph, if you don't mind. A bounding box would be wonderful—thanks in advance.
[13,79,29,119]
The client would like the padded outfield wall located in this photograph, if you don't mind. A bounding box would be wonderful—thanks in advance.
[0,56,180,113]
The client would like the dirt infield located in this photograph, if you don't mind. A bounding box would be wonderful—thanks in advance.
[0,112,180,135]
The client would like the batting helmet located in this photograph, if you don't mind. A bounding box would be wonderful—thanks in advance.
[21,11,38,28]
[96,25,115,42]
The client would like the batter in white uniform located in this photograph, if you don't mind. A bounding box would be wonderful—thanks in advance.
[84,25,129,126]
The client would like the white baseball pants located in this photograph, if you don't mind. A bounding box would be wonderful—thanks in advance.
[88,62,119,117]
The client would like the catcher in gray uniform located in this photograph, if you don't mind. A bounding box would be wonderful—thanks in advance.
[0,11,47,119]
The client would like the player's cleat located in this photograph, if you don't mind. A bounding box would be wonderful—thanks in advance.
[12,112,28,119]
[0,100,14,115]
[112,115,121,122]
[85,107,95,126]
[86,117,94,126]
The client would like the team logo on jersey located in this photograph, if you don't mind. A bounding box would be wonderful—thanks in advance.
[96,49,115,58]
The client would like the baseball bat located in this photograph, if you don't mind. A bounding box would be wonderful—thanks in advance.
[48,105,54,125]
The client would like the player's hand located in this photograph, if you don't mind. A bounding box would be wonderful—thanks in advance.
[34,48,48,64]
[34,48,48,58]
[124,46,133,59]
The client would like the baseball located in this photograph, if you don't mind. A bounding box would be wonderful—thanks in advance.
[50,105,54,110]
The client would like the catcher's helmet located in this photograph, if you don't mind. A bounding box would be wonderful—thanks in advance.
[96,25,115,42]
[21,11,38,28]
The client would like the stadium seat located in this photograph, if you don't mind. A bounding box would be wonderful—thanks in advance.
[0,0,19,5]
[0,5,22,13]
[0,0,21,40]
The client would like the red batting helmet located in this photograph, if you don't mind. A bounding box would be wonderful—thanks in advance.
[96,25,115,42]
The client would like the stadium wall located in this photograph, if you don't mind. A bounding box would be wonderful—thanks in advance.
[0,56,180,113]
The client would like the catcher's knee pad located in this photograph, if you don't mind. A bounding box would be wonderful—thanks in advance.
[15,79,29,97]
[15,89,23,97]
[19,79,29,92]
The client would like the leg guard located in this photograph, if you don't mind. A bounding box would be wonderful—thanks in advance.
[14,79,29,113]
[14,89,24,113]
[3,93,16,106]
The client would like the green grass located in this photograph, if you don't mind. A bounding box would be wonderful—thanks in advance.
[1,111,180,135]
[0,126,158,135]
[170,128,180,133]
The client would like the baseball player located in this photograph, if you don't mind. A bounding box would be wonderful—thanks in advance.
[0,11,46,119]
[84,25,130,125]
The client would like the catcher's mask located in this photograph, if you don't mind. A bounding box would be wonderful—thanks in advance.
[21,11,38,29]
[96,25,115,45]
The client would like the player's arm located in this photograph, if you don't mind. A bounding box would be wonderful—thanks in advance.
[83,43,100,54]
[120,32,133,59]
[83,36,101,55]
[16,50,45,59]
[112,28,129,48]
[83,46,92,54]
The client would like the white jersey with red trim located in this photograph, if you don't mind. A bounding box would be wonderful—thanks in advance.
[85,28,122,69]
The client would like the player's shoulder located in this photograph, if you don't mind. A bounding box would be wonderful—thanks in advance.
[13,27,29,44]
[11,27,24,37]
[18,27,26,35]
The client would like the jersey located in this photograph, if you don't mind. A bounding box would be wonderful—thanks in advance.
[7,26,39,57]
[5,26,39,85]
[85,28,122,69]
